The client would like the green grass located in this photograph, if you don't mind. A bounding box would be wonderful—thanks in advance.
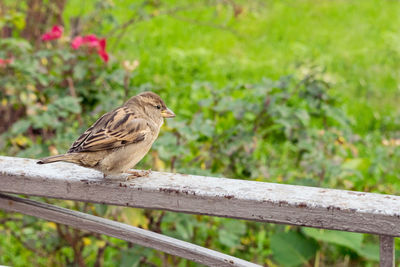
[66,0,400,133]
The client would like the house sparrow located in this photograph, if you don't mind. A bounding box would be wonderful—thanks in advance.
[37,91,175,178]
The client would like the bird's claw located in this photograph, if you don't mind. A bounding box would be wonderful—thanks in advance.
[125,169,152,181]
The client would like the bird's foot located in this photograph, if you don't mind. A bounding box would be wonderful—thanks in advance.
[125,169,152,181]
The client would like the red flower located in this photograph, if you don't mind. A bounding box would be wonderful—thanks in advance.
[84,34,100,48]
[71,34,109,62]
[71,36,83,49]
[98,38,106,51]
[0,58,13,67]
[41,25,63,41]
[98,49,109,62]
[97,38,109,62]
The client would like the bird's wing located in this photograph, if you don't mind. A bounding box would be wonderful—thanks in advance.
[68,107,151,153]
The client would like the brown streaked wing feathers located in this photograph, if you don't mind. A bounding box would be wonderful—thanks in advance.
[68,107,150,153]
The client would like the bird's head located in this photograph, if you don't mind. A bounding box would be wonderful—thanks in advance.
[125,91,175,120]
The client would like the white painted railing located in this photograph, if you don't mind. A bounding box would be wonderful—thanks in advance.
[0,156,398,266]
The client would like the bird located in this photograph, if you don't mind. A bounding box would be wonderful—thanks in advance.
[37,91,175,179]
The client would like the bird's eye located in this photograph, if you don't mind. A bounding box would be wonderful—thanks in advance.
[156,105,161,110]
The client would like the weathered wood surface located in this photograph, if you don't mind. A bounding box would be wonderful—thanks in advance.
[380,235,395,267]
[1,156,400,236]
[0,193,260,267]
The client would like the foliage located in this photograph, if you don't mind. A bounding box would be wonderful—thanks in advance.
[1,0,400,266]
[302,228,380,262]
[270,230,317,267]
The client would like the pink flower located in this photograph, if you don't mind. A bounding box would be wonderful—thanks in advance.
[71,36,83,49]
[71,35,102,49]
[97,39,109,62]
[41,25,63,41]
[71,34,109,62]
[84,34,100,48]
[0,58,13,67]
[98,49,109,62]
[98,38,106,51]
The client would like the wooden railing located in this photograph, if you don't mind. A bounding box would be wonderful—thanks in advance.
[0,156,399,266]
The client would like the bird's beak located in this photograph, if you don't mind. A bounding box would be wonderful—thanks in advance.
[161,108,175,118]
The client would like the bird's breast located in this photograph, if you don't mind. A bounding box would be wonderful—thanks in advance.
[99,132,157,174]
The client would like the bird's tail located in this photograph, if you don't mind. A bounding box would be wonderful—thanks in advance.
[37,154,81,165]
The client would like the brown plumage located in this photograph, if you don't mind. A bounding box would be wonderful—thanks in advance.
[37,91,175,178]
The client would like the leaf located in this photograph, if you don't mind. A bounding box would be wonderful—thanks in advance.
[175,221,193,241]
[53,96,82,114]
[302,228,363,250]
[0,38,32,53]
[295,109,310,126]
[11,119,31,135]
[270,231,317,267]
[219,229,239,247]
[342,158,370,171]
[120,247,153,267]
[217,220,247,248]
[355,243,379,261]
[82,237,92,246]
[324,105,350,127]
[94,204,108,216]
[73,63,88,80]
[11,135,30,147]
[45,222,57,230]
[223,219,247,235]
[11,12,26,30]
[191,114,214,138]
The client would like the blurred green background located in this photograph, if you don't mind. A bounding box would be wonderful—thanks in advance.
[1,0,400,266]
